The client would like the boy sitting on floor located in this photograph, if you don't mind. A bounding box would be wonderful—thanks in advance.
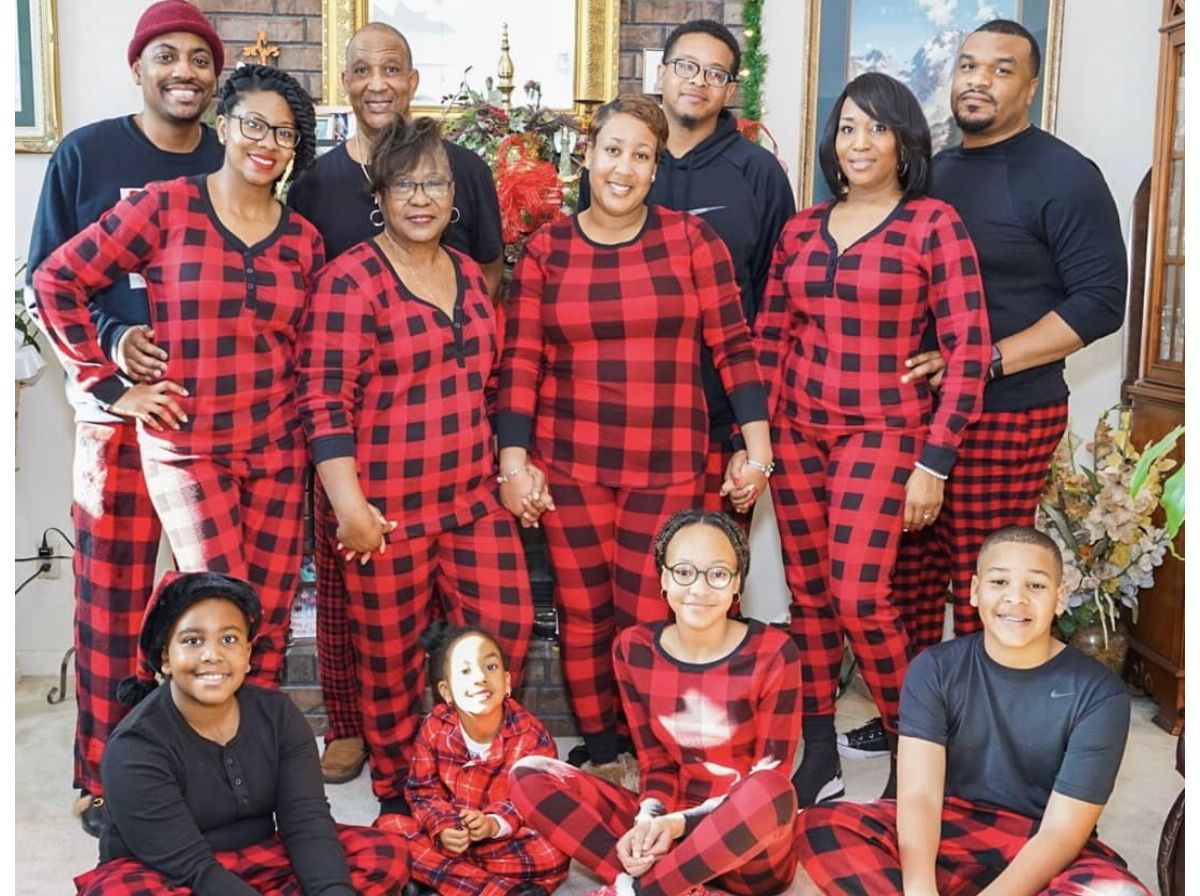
[795,525,1150,896]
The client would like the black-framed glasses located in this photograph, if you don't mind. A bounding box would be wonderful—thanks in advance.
[665,562,737,590]
[387,178,454,201]
[663,57,736,87]
[229,114,300,149]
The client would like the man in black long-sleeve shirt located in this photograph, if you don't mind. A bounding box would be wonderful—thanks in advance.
[844,19,1128,762]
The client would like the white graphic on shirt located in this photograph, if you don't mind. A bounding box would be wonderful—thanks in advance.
[685,205,727,216]
[657,689,738,782]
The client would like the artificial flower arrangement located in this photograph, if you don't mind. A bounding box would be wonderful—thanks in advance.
[441,76,583,263]
[1037,406,1184,641]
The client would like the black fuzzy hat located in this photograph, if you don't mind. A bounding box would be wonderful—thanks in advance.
[139,570,262,676]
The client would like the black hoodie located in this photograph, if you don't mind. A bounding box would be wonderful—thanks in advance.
[581,110,795,443]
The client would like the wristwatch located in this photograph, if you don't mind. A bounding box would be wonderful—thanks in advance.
[987,344,1004,382]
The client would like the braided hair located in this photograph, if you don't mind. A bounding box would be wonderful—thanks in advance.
[653,508,752,583]
[216,63,317,178]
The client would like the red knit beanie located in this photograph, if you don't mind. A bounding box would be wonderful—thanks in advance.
[127,0,225,73]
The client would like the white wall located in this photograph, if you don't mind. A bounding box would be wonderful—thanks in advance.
[12,0,1165,657]
[743,0,1161,617]
[15,0,150,675]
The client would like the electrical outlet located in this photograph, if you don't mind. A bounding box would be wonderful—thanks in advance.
[37,532,61,580]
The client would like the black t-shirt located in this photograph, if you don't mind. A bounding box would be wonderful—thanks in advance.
[931,127,1126,413]
[900,632,1130,820]
[99,684,354,896]
[288,140,502,263]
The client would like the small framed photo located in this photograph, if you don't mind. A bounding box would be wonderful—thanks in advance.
[314,107,352,156]
[642,49,663,95]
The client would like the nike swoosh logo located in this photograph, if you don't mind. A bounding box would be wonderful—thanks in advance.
[1049,690,1074,698]
[686,205,727,216]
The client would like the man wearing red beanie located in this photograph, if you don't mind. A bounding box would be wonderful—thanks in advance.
[25,0,225,839]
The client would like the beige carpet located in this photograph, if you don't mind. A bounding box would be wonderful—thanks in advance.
[15,674,1175,895]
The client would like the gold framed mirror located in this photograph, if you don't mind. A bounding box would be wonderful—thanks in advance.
[321,0,618,114]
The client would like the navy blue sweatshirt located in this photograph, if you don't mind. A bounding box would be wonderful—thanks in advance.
[25,115,223,421]
[582,110,795,445]
[931,126,1127,412]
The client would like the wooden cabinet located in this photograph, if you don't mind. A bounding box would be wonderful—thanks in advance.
[1122,0,1185,734]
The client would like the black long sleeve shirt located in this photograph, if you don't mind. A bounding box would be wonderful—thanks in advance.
[99,684,354,896]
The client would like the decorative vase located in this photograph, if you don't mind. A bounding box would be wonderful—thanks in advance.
[1069,621,1130,676]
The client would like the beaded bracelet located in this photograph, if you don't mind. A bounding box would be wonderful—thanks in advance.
[913,461,948,481]
[745,458,775,478]
[496,465,529,485]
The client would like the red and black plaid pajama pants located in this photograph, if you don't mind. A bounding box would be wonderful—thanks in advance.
[891,402,1068,652]
[796,795,1150,895]
[73,824,408,895]
[769,423,916,730]
[70,421,163,796]
[341,505,534,801]
[313,491,361,743]
[537,467,706,753]
[384,814,569,896]
[140,430,306,687]
[511,756,799,896]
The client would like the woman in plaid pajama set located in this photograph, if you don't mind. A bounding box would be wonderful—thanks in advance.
[496,95,773,780]
[296,116,534,818]
[378,621,569,896]
[74,572,408,896]
[754,73,991,806]
[511,509,802,896]
[34,65,324,688]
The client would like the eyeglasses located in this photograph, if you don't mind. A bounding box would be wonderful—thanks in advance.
[663,57,736,87]
[664,562,737,590]
[387,178,454,201]
[229,114,300,149]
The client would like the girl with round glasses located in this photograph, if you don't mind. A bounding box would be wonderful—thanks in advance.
[296,116,534,822]
[34,64,323,686]
[511,508,803,896]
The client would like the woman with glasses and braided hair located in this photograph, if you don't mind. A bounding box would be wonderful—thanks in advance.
[296,115,534,823]
[34,64,324,688]
[510,508,802,896]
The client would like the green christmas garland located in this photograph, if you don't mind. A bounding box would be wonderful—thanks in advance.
[739,0,766,122]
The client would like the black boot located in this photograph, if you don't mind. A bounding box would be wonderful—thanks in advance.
[880,728,900,799]
[791,715,845,808]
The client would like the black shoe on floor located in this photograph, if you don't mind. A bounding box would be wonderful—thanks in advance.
[509,886,549,896]
[836,716,889,759]
[566,742,590,767]
[791,744,845,808]
[403,883,436,896]
[78,794,110,838]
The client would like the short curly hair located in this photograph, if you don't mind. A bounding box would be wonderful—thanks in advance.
[653,508,751,584]
[217,63,318,178]
[587,93,669,159]
[367,116,450,195]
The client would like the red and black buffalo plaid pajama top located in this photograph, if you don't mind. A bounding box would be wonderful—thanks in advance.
[297,242,533,798]
[510,620,802,896]
[34,175,324,686]
[755,197,990,731]
[378,699,568,896]
[496,209,768,759]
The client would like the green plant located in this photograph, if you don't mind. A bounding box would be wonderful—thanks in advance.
[1037,406,1184,640]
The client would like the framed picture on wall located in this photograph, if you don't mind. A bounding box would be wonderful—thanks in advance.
[320,0,619,114]
[16,0,61,153]
[799,0,1063,204]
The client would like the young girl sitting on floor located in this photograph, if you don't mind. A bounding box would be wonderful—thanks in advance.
[378,620,570,896]
[510,509,803,896]
[73,571,408,896]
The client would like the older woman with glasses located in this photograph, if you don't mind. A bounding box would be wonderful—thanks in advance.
[296,116,534,822]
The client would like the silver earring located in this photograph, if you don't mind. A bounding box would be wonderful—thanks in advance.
[370,200,384,229]
[897,158,909,180]
[449,206,462,224]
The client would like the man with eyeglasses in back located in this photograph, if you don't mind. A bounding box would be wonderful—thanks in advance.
[649,20,794,526]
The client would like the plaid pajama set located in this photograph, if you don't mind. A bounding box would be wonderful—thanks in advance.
[496,209,769,759]
[512,621,803,896]
[34,175,324,687]
[25,118,223,797]
[297,242,533,799]
[754,198,990,731]
[379,699,569,896]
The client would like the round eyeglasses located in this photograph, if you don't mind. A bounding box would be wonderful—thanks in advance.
[664,562,737,590]
[228,114,299,149]
[387,178,454,201]
[663,57,736,87]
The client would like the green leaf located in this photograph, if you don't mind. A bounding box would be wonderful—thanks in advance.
[1129,425,1184,496]
[1163,461,1185,546]
[1040,501,1079,552]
